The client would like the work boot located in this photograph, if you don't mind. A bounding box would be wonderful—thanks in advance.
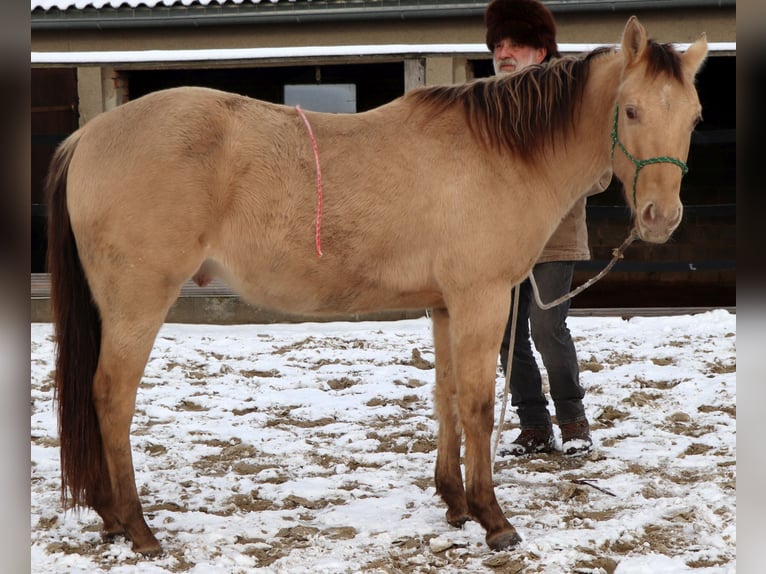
[560,419,593,456]
[501,427,555,456]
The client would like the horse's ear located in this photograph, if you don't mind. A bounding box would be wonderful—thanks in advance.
[621,15,647,66]
[682,33,708,77]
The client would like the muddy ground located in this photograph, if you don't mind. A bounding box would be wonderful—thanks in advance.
[31,314,736,573]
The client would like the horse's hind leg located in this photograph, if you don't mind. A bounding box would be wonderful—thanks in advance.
[89,279,179,555]
[88,468,125,540]
[432,308,470,527]
[92,326,163,553]
[447,287,521,551]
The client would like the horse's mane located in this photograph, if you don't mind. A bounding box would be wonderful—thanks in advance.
[406,41,683,160]
[645,40,685,82]
[406,48,610,159]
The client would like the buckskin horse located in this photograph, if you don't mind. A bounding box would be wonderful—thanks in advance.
[46,17,707,554]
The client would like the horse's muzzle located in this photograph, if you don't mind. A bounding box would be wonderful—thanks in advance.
[636,201,683,244]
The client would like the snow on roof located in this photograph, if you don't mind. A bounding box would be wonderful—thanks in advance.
[31,44,491,64]
[31,0,277,10]
[30,42,735,65]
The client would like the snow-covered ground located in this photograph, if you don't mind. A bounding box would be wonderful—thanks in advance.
[31,310,735,573]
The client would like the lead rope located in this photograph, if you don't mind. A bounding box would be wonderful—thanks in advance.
[295,105,324,258]
[530,230,639,311]
[491,284,520,462]
[492,229,639,469]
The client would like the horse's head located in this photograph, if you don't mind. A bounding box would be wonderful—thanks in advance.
[614,16,708,243]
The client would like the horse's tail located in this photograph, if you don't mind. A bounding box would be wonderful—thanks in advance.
[46,130,105,509]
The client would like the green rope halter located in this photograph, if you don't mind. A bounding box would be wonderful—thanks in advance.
[610,105,689,208]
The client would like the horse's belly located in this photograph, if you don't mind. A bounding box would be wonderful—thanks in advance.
[230,271,444,316]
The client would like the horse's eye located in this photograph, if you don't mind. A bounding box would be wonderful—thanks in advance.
[625,106,639,121]
[693,114,703,129]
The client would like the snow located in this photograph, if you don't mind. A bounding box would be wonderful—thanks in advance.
[31,310,736,572]
[30,43,737,65]
[32,0,266,11]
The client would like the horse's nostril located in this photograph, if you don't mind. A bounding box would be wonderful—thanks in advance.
[641,202,656,224]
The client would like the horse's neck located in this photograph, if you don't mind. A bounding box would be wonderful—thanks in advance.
[546,53,622,201]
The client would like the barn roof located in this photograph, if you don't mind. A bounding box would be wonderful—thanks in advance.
[31,0,736,30]
[29,0,736,8]
[33,0,280,8]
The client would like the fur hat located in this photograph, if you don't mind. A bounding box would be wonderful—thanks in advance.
[485,0,560,60]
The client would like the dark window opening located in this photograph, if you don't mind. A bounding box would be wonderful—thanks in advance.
[31,67,79,273]
[125,62,404,112]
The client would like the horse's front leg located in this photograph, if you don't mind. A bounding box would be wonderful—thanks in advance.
[448,287,521,550]
[432,308,469,527]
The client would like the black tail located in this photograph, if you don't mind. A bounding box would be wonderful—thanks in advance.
[46,131,105,509]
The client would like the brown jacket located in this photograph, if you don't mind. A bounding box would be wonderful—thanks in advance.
[537,170,613,263]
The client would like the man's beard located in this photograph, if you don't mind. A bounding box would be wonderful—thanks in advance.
[493,59,517,75]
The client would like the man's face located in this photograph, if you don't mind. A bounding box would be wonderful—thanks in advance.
[492,38,547,74]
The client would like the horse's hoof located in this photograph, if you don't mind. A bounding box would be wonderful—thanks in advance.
[486,528,522,551]
[132,541,163,557]
[101,528,126,542]
[446,510,470,528]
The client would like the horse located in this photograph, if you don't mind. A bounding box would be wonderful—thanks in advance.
[46,16,707,555]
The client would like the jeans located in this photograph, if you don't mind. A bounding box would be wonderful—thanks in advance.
[499,261,586,429]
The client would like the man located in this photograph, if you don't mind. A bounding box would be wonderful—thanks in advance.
[484,0,611,456]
